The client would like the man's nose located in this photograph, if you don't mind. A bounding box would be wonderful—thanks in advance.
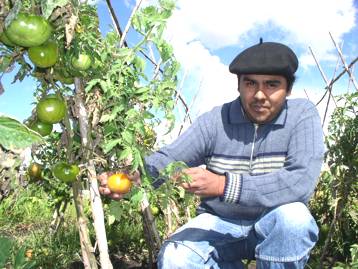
[254,88,266,100]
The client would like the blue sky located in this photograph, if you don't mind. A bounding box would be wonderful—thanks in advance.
[1,0,357,136]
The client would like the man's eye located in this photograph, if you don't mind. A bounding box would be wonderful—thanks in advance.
[267,82,279,89]
[246,81,255,87]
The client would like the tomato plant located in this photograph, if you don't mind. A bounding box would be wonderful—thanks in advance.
[28,41,58,68]
[4,13,52,47]
[36,94,66,124]
[52,162,80,183]
[28,120,53,136]
[107,173,132,194]
[71,54,91,71]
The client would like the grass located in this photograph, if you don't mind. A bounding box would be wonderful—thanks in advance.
[0,185,82,269]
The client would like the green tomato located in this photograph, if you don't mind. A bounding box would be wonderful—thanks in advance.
[0,32,16,47]
[71,54,92,71]
[28,41,58,68]
[28,120,53,136]
[53,162,80,183]
[36,94,66,124]
[4,13,52,47]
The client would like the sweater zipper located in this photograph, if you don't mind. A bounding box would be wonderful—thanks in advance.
[249,123,259,173]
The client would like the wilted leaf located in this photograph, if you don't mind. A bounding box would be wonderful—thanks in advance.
[0,116,43,150]
[41,0,70,18]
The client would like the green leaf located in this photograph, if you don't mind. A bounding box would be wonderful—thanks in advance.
[41,0,71,18]
[102,138,121,153]
[130,188,145,207]
[118,147,132,161]
[0,116,43,150]
[13,246,27,269]
[109,201,123,221]
[122,130,134,144]
[0,236,13,268]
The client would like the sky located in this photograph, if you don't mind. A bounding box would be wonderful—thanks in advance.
[1,0,357,138]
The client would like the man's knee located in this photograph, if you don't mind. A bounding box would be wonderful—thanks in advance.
[276,202,318,235]
[256,202,319,245]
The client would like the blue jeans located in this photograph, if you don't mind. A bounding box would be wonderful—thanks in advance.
[157,202,318,269]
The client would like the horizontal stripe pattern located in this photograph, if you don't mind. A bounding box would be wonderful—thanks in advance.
[207,154,286,175]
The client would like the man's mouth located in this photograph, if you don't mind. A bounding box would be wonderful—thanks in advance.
[251,104,268,112]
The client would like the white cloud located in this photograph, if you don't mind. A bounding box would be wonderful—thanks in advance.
[162,0,356,122]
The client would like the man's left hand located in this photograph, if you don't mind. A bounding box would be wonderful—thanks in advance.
[180,167,225,197]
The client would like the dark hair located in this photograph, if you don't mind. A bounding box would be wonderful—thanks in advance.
[286,75,296,92]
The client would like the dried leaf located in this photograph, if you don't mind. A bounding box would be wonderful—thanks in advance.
[65,14,78,48]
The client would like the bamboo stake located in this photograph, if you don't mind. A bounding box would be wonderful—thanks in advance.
[74,77,113,269]
[119,0,144,48]
[72,181,98,269]
[329,32,358,91]
[177,78,202,136]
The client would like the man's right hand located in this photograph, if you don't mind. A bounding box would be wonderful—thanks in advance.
[98,171,141,200]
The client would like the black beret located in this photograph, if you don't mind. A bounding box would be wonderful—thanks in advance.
[229,41,298,78]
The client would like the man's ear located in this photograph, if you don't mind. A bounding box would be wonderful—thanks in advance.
[287,86,292,96]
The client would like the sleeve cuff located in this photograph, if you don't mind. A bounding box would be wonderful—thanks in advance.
[220,172,242,203]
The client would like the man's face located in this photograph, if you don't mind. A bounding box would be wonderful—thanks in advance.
[238,74,290,124]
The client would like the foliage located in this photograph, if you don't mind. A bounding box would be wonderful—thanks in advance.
[0,116,43,151]
[309,92,358,267]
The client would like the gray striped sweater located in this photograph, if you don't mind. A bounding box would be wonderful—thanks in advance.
[145,97,325,220]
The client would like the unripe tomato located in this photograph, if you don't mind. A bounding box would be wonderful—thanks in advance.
[36,94,66,124]
[71,54,91,71]
[53,162,80,183]
[28,120,53,136]
[28,41,58,68]
[4,13,52,47]
[28,162,43,180]
[0,32,16,47]
[150,205,160,216]
[107,173,132,194]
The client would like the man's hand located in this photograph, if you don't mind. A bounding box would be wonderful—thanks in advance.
[180,167,225,197]
[98,170,141,200]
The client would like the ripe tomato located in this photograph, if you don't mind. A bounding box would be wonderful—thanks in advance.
[28,162,43,180]
[28,41,58,68]
[28,120,53,136]
[36,94,66,124]
[53,162,80,183]
[107,173,132,194]
[71,54,91,71]
[4,13,52,47]
[0,32,15,47]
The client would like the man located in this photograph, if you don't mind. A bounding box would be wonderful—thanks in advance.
[99,40,325,268]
